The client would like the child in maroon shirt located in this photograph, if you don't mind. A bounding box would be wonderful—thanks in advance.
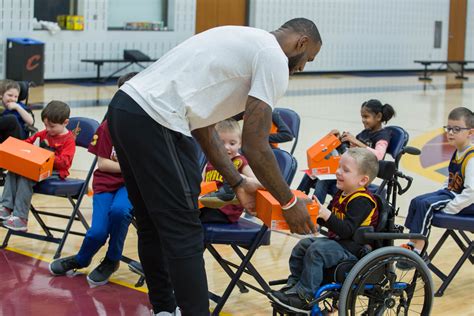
[48,72,137,288]
[201,119,261,223]
[0,101,75,231]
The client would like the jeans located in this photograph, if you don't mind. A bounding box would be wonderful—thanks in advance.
[75,187,133,266]
[288,237,357,298]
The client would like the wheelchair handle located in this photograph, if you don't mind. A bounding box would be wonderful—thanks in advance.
[402,146,421,156]
[394,171,413,195]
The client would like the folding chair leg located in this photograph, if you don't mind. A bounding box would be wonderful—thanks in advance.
[232,244,271,293]
[428,229,474,297]
[30,205,55,238]
[206,245,249,293]
[1,229,13,248]
[54,206,84,258]
[211,227,268,316]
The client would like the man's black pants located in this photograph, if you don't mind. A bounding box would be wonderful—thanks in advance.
[108,91,209,315]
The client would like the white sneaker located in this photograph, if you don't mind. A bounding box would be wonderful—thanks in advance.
[152,307,181,316]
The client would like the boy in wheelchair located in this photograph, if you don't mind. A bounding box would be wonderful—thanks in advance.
[268,148,379,313]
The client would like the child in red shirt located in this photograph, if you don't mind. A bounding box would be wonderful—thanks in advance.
[0,101,75,231]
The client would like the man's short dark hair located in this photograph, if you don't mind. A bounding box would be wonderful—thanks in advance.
[41,100,70,124]
[281,18,322,44]
[448,107,473,128]
[117,71,139,88]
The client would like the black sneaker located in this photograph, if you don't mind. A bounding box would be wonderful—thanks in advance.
[396,244,430,270]
[87,257,120,286]
[267,290,315,314]
[49,255,83,276]
[199,182,240,208]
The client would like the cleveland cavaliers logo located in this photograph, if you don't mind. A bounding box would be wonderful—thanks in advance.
[26,55,41,71]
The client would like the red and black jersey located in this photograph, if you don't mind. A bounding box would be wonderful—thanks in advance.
[324,187,378,256]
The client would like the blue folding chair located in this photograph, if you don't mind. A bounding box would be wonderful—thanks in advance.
[274,108,300,155]
[428,204,474,296]
[1,117,100,258]
[204,148,297,315]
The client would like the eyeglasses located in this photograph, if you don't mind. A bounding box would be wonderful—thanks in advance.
[443,126,471,134]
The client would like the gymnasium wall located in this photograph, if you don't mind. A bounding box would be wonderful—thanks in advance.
[0,0,472,80]
[249,0,451,72]
[466,0,474,61]
[0,0,195,80]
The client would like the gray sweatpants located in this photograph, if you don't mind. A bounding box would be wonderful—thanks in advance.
[1,172,36,220]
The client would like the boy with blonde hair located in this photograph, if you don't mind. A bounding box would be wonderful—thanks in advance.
[269,148,379,313]
[201,118,261,222]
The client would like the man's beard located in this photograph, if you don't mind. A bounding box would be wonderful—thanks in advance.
[288,52,304,74]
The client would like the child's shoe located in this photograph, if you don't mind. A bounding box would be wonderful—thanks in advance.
[199,183,240,208]
[0,207,12,220]
[396,243,430,270]
[267,290,315,314]
[49,255,83,276]
[87,257,120,286]
[3,216,27,231]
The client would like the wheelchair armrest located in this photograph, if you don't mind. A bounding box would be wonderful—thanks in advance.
[353,226,374,244]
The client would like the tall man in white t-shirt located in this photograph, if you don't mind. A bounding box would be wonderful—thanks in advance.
[108,18,322,316]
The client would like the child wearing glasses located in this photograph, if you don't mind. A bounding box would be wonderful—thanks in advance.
[399,107,473,269]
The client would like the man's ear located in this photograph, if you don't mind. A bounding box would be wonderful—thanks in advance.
[296,35,309,52]
[63,118,70,126]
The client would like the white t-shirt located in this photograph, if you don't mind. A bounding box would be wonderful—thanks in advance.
[121,26,289,136]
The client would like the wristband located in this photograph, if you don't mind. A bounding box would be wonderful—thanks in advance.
[230,177,244,189]
[281,194,297,210]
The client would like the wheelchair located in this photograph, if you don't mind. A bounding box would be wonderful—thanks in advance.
[270,146,434,316]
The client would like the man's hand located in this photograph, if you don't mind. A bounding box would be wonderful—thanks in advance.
[234,178,261,215]
[282,198,316,235]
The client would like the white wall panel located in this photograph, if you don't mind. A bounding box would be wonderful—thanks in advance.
[466,0,474,62]
[1,0,466,79]
[249,0,450,72]
[0,0,195,80]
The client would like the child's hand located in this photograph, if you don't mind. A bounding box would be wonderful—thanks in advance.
[330,129,340,137]
[341,132,357,145]
[5,102,19,111]
[317,205,331,221]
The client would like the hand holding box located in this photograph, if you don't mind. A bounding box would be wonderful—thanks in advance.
[256,189,319,230]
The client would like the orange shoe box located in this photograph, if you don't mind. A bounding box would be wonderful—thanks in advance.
[256,189,319,230]
[306,133,341,175]
[0,137,55,182]
[198,181,218,208]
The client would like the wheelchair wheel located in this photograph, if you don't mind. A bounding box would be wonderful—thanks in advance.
[338,247,433,316]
